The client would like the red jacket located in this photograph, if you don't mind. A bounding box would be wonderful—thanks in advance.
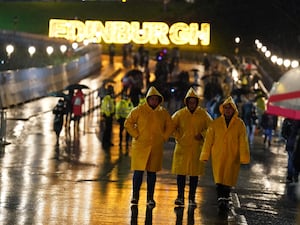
[72,90,84,116]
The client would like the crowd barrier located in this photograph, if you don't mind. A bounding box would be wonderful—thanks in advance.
[0,44,102,109]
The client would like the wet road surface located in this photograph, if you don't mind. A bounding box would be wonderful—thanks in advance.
[0,56,299,225]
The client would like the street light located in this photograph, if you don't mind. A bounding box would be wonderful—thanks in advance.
[291,60,299,68]
[276,57,283,66]
[28,46,36,57]
[6,44,14,58]
[234,36,240,54]
[283,59,291,68]
[72,42,78,50]
[60,45,67,54]
[261,46,267,53]
[46,46,54,56]
[271,55,277,63]
[265,50,271,58]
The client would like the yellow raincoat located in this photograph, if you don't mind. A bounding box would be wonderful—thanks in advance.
[124,86,174,172]
[200,96,250,186]
[171,88,212,176]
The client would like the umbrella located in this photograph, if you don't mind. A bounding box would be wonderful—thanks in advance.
[266,67,300,119]
[125,69,143,77]
[123,69,143,89]
[48,91,67,98]
[64,83,89,90]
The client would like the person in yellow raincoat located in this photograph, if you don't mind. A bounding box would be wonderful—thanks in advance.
[124,86,174,207]
[171,87,212,207]
[200,96,250,213]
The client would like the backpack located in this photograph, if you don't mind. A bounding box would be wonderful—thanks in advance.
[281,118,292,139]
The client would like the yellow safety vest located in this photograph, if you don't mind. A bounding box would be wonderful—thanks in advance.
[116,99,133,119]
[101,95,115,116]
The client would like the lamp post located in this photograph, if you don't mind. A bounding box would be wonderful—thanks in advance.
[234,37,240,65]
[234,36,240,54]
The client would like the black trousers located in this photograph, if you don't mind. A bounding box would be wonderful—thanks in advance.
[118,118,130,146]
[102,115,113,146]
[216,183,231,199]
[132,170,156,200]
[177,175,198,201]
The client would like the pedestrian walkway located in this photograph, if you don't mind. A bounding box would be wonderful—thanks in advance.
[0,55,297,225]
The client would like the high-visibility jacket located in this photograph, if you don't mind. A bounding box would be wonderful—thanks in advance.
[115,99,133,120]
[101,95,115,117]
[139,96,146,105]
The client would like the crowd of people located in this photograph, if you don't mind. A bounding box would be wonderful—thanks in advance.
[123,85,250,214]
[51,50,300,216]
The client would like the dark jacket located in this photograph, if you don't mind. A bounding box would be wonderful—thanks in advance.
[260,112,277,130]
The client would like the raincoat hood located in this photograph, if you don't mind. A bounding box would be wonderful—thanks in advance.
[146,86,163,105]
[184,87,199,106]
[219,96,239,116]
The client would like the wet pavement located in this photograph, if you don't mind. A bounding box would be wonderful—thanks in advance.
[0,55,299,225]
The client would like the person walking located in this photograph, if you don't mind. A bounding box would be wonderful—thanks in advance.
[64,89,74,128]
[260,111,278,148]
[241,94,258,146]
[71,89,85,131]
[52,98,66,146]
[115,94,134,151]
[124,86,174,207]
[200,96,250,213]
[281,118,300,183]
[171,87,212,207]
[100,85,115,149]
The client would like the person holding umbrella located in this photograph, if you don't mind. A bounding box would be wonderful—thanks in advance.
[71,89,85,131]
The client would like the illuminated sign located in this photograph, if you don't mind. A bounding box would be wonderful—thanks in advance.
[49,19,210,46]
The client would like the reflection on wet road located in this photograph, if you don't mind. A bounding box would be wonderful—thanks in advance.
[0,56,299,224]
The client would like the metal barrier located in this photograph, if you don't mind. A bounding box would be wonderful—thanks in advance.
[0,109,7,146]
[0,44,102,109]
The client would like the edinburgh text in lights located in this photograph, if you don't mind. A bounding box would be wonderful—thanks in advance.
[49,19,210,46]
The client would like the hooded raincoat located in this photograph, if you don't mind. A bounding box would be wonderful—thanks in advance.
[171,88,212,176]
[200,96,250,186]
[124,86,174,172]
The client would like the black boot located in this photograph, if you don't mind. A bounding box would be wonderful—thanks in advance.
[131,192,139,204]
[175,175,185,206]
[147,172,156,207]
[188,176,198,207]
